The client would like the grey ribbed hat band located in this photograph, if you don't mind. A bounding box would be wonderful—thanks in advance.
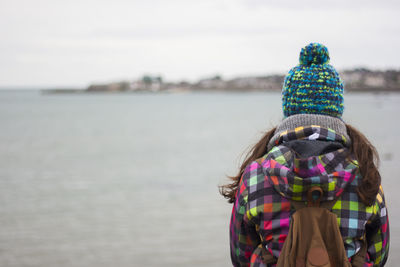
[267,114,350,151]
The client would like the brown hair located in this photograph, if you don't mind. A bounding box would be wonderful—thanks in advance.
[345,124,381,206]
[219,127,276,203]
[219,124,380,206]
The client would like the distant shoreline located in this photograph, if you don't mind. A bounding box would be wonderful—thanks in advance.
[1,87,399,95]
[39,87,400,95]
[40,68,400,94]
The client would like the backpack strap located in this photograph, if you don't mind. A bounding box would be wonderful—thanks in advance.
[350,234,368,267]
[290,186,338,211]
[290,198,338,211]
[260,245,277,266]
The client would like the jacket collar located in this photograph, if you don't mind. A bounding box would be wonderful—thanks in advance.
[268,114,350,151]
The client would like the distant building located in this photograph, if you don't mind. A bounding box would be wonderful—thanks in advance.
[130,75,163,91]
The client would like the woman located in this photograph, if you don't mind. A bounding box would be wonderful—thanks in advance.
[220,43,389,266]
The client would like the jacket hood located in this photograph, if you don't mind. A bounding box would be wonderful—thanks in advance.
[267,114,350,151]
[259,125,359,202]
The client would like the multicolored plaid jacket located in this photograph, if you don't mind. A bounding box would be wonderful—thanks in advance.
[230,125,389,267]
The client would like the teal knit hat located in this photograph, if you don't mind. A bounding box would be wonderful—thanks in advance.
[282,43,344,118]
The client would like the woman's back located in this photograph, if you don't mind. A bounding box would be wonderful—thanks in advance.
[221,43,389,267]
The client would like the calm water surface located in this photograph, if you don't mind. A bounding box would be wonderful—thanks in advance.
[0,90,398,266]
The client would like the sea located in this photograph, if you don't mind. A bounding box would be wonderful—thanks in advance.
[0,90,398,266]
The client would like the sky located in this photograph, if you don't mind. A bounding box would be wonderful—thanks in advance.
[0,0,399,88]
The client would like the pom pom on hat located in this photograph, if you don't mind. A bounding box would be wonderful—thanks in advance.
[282,43,344,118]
[299,43,330,66]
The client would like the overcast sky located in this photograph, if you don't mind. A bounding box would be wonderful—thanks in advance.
[1,0,399,88]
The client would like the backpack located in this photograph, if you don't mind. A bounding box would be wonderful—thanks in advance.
[256,157,367,267]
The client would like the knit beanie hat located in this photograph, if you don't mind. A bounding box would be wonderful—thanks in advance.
[282,43,344,118]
